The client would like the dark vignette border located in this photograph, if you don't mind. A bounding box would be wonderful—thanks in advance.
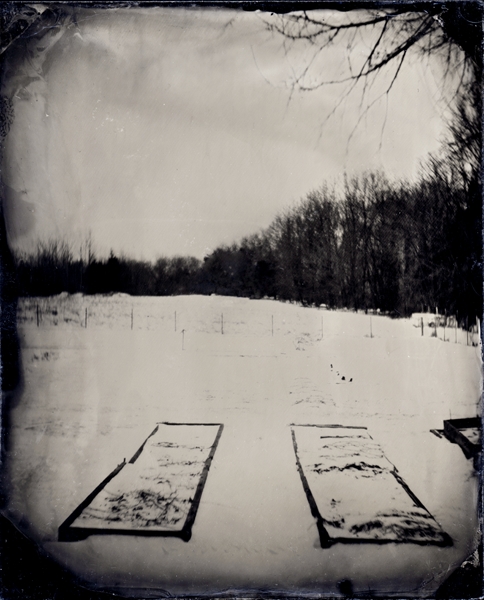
[0,1,481,598]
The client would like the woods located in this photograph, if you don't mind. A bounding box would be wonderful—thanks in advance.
[14,150,481,324]
[196,159,480,322]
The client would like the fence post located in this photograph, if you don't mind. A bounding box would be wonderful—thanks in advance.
[37,304,40,327]
[221,313,224,335]
[370,316,373,339]
[131,308,133,330]
[85,308,88,328]
[421,317,424,337]
[182,329,185,351]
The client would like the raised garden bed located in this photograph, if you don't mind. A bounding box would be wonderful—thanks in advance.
[291,424,452,548]
[443,417,481,459]
[59,422,223,542]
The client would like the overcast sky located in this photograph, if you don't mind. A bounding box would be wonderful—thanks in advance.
[2,6,453,260]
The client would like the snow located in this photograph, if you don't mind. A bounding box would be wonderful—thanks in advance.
[4,294,482,596]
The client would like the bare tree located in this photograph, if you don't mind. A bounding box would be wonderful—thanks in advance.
[266,4,481,90]
[266,4,481,150]
[266,4,481,320]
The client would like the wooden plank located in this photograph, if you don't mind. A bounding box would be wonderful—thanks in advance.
[59,423,223,542]
[291,425,452,548]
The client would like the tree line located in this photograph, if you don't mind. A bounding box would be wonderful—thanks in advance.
[193,158,480,323]
[13,151,481,325]
[14,240,203,298]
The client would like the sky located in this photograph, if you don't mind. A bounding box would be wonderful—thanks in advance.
[1,6,454,260]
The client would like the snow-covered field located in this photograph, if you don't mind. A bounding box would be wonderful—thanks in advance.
[3,294,482,597]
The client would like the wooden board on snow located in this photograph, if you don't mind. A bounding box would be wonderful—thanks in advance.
[291,424,452,548]
[59,422,223,541]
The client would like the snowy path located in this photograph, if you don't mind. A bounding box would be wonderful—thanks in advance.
[3,295,481,596]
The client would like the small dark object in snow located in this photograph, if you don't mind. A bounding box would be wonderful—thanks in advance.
[342,376,345,381]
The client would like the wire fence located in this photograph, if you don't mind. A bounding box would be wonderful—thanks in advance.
[16,295,481,347]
